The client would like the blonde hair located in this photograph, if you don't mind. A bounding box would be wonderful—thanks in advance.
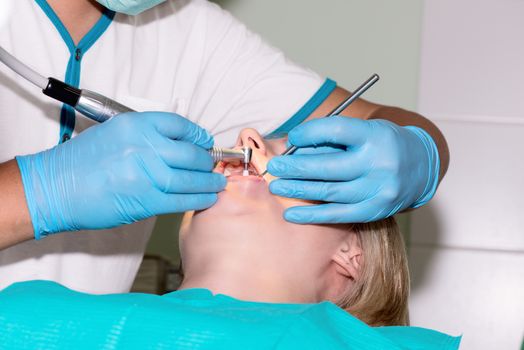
[336,217,410,326]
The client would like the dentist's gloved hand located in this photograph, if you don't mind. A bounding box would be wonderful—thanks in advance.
[16,112,226,239]
[267,116,440,224]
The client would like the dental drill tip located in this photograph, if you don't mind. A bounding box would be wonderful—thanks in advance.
[243,158,250,176]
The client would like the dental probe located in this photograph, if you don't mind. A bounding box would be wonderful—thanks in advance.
[260,74,380,176]
[0,46,134,123]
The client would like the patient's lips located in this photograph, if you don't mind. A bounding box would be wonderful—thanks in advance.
[215,160,261,181]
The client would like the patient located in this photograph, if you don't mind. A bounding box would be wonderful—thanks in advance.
[179,128,410,326]
[0,129,460,349]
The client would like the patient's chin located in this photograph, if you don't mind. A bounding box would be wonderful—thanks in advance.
[195,177,280,219]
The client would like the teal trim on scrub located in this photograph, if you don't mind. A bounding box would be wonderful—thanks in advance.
[34,0,115,144]
[265,78,337,139]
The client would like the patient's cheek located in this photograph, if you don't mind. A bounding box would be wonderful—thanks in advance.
[250,151,276,182]
[262,172,278,184]
[254,148,313,208]
[265,137,289,156]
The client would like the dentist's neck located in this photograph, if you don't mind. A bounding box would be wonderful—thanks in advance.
[47,0,105,45]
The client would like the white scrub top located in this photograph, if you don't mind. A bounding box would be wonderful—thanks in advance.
[0,0,336,294]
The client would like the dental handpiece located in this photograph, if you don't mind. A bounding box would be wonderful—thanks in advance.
[43,78,135,123]
[0,46,133,122]
[260,74,380,176]
[209,146,253,176]
[1,45,256,172]
[209,147,252,164]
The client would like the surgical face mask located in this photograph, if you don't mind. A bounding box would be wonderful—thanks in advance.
[96,0,167,16]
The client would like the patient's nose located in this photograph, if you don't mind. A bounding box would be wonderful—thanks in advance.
[236,128,267,156]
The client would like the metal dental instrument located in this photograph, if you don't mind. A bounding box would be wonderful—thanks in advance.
[242,147,253,175]
[0,45,254,168]
[209,146,252,168]
[0,46,134,123]
[260,74,380,176]
[1,46,254,172]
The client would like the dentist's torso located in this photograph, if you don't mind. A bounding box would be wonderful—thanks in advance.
[0,0,324,293]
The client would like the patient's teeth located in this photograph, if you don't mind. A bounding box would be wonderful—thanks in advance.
[224,168,231,177]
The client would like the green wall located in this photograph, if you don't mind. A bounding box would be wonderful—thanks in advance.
[214,0,423,107]
[146,0,424,262]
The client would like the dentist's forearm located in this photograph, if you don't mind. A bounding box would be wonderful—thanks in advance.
[363,105,449,183]
[0,160,33,250]
[307,87,449,183]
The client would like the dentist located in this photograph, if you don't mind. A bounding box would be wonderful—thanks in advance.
[0,0,448,294]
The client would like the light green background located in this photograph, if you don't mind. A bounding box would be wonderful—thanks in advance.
[146,0,424,263]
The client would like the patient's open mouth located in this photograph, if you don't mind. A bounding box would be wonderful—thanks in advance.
[215,160,260,178]
[225,164,259,177]
[213,147,273,182]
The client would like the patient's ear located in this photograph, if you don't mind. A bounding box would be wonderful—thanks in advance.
[332,232,362,281]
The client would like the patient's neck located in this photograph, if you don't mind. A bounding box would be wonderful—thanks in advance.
[178,219,320,304]
[179,260,312,303]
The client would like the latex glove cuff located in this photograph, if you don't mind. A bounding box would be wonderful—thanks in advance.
[405,126,440,209]
[16,153,56,239]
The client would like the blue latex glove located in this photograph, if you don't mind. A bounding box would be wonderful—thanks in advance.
[268,116,440,224]
[16,112,226,239]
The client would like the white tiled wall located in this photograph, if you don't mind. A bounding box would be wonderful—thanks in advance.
[412,0,524,349]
